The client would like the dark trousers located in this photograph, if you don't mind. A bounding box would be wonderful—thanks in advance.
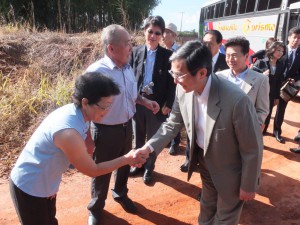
[264,96,275,132]
[274,97,288,135]
[87,120,132,217]
[171,132,181,146]
[9,178,58,225]
[133,104,164,171]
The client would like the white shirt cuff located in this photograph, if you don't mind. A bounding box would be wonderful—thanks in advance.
[145,143,154,153]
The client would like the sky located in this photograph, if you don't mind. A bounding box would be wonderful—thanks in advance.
[151,0,209,32]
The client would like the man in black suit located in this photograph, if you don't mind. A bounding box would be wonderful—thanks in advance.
[203,29,229,73]
[129,16,175,184]
[273,27,300,143]
[180,29,229,174]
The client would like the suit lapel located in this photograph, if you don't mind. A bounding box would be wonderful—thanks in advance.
[241,70,255,94]
[205,74,221,155]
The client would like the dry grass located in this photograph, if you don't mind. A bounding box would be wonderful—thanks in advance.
[0,26,107,178]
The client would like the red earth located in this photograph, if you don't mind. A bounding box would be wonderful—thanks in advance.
[1,99,300,225]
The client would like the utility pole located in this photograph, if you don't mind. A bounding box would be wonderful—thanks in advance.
[179,12,184,33]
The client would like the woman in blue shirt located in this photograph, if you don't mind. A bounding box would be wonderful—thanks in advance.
[9,72,147,225]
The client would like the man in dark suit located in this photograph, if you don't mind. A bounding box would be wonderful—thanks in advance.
[203,29,229,73]
[273,27,300,143]
[129,16,175,184]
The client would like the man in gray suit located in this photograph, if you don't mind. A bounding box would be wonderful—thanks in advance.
[216,36,269,129]
[135,41,263,224]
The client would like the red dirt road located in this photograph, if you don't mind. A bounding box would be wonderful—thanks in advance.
[1,99,300,225]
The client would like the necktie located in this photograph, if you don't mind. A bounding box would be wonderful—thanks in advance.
[288,50,294,69]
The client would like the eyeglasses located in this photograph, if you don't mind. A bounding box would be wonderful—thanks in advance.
[94,103,113,111]
[147,30,162,36]
[168,70,189,81]
[169,68,202,81]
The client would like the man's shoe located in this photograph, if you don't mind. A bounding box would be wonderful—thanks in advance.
[129,167,141,176]
[290,147,300,153]
[273,131,285,143]
[294,132,300,142]
[114,196,137,214]
[143,169,153,184]
[180,161,189,172]
[196,191,201,201]
[169,144,180,155]
[87,214,100,225]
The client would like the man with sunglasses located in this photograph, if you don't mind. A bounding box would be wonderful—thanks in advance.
[135,40,263,225]
[85,24,159,225]
[129,16,176,185]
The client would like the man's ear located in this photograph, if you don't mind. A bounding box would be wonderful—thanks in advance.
[107,44,114,53]
[81,98,88,107]
[199,68,208,77]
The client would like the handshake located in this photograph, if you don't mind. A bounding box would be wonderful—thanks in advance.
[124,146,151,167]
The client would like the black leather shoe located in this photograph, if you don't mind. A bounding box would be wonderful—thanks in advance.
[294,132,300,142]
[143,169,153,184]
[87,214,100,225]
[129,167,141,176]
[114,196,137,214]
[290,147,300,153]
[196,191,202,201]
[273,131,285,143]
[180,161,189,172]
[169,144,180,155]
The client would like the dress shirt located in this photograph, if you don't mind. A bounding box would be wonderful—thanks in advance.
[171,42,179,52]
[212,52,220,72]
[288,46,296,63]
[143,48,157,86]
[85,55,138,125]
[147,75,212,154]
[227,67,249,88]
[194,75,212,152]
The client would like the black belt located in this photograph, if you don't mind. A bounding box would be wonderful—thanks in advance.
[102,120,131,127]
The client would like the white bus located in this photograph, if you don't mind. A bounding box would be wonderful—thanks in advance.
[199,0,300,55]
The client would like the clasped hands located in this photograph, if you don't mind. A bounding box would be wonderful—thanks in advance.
[125,146,151,167]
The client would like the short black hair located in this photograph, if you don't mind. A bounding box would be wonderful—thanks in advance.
[225,36,250,55]
[143,15,165,34]
[73,72,120,108]
[288,26,300,36]
[204,30,223,44]
[169,40,212,76]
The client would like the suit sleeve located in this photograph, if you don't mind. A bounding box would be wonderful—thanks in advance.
[233,95,263,192]
[147,86,184,154]
[255,75,270,125]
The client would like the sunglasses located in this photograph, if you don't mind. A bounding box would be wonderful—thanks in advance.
[147,30,162,36]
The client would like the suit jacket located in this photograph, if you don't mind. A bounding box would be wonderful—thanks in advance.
[253,57,285,99]
[214,53,228,73]
[216,69,270,125]
[130,45,175,120]
[281,46,300,82]
[148,74,263,197]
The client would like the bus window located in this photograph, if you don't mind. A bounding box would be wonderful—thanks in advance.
[230,0,238,15]
[239,0,247,14]
[269,0,281,9]
[225,0,232,16]
[258,0,268,11]
[289,0,300,6]
[215,4,220,18]
[209,5,215,19]
[200,8,205,21]
[219,2,225,17]
[289,11,300,30]
[246,0,256,13]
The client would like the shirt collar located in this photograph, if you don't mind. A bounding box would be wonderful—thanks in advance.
[230,67,249,80]
[171,42,178,51]
[194,75,212,102]
[147,46,158,54]
[103,55,130,70]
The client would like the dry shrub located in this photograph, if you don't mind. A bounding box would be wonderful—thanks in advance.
[0,26,146,178]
